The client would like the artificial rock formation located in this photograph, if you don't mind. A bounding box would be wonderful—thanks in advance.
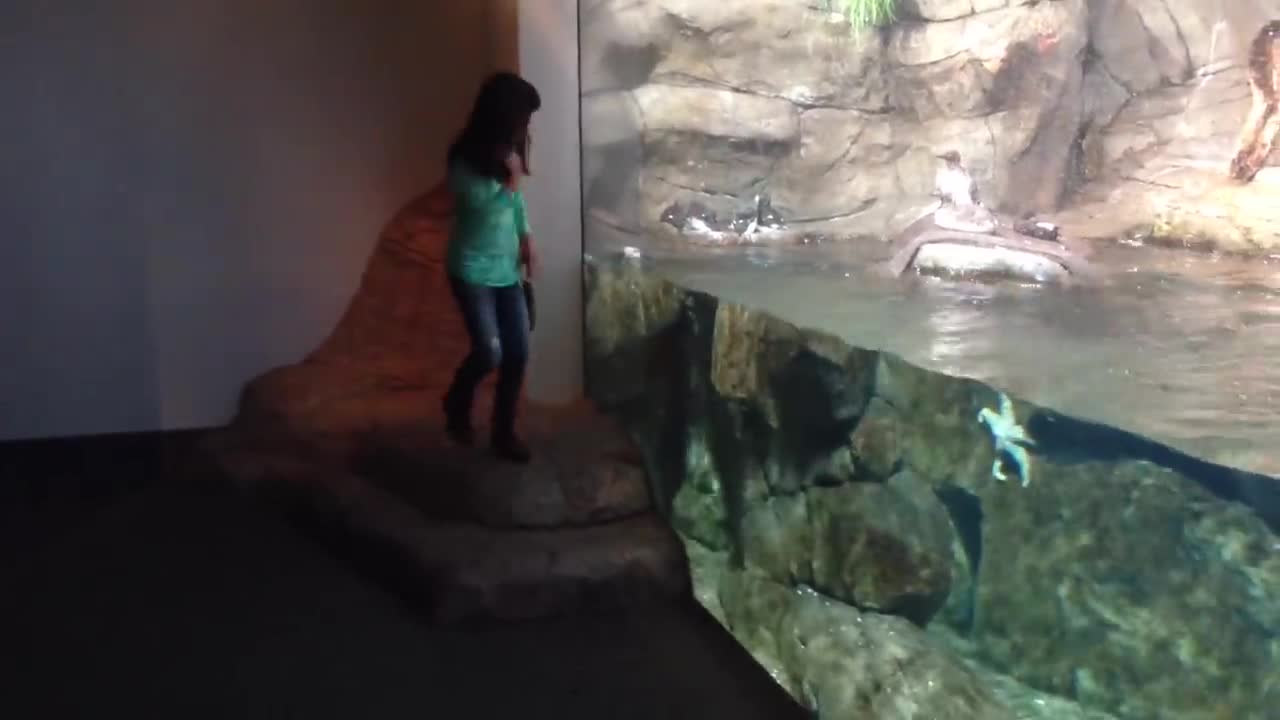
[584,253,1280,720]
[206,186,690,623]
[688,543,1119,720]
[581,0,1280,252]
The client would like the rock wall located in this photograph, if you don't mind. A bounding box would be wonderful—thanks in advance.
[581,0,1280,247]
[583,252,1280,720]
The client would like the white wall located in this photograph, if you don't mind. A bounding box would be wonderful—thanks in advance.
[519,0,585,406]
[0,0,507,441]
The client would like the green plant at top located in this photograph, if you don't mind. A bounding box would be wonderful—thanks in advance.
[828,0,898,31]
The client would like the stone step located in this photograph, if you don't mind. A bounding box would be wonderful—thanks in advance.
[204,435,690,624]
[352,404,653,529]
[232,388,655,529]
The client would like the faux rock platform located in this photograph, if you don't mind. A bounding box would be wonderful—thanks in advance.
[202,185,690,623]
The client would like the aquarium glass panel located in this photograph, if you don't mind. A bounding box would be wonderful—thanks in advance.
[578,2,1280,718]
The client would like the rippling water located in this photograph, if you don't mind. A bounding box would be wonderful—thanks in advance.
[594,232,1280,478]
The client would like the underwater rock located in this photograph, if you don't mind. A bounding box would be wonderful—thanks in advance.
[708,303,802,424]
[870,353,1003,490]
[699,554,1112,720]
[807,471,957,625]
[583,256,685,359]
[685,540,731,627]
[582,258,687,408]
[672,479,731,551]
[974,457,1280,720]
[739,492,815,585]
[580,263,711,514]
[688,536,1116,719]
[847,397,903,480]
[671,426,733,551]
[719,564,1014,719]
[710,303,876,429]
[719,458,959,627]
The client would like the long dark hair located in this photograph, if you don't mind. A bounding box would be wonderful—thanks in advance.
[447,71,542,182]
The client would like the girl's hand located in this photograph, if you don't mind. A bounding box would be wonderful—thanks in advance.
[504,151,523,189]
[520,237,538,279]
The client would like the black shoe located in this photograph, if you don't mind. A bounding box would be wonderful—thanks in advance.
[442,396,474,446]
[491,433,532,464]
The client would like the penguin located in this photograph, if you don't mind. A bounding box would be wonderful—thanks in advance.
[737,194,788,240]
[663,194,789,243]
[755,193,786,229]
[659,202,685,230]
[935,150,980,208]
[729,203,758,236]
[660,200,720,233]
[932,150,997,234]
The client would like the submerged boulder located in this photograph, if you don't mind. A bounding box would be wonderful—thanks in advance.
[806,471,957,624]
[688,543,1118,720]
[974,457,1280,719]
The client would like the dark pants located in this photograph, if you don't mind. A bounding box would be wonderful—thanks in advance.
[443,276,530,438]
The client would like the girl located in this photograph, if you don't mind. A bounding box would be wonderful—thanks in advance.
[441,72,541,463]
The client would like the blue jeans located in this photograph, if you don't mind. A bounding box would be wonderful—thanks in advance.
[443,276,530,437]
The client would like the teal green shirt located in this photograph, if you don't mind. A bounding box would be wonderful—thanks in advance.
[446,161,530,287]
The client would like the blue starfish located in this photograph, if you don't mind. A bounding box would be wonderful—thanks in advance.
[977,391,1035,487]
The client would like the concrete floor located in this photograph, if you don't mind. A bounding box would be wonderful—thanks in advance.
[0,453,805,720]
